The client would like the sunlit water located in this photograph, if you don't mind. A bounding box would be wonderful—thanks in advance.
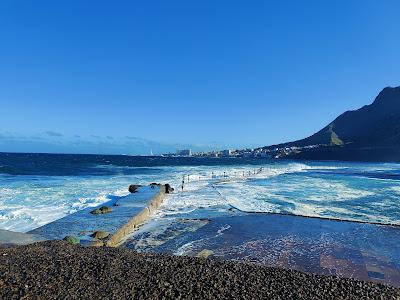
[1,153,400,232]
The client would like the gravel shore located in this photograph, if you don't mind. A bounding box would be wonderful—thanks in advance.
[0,241,399,299]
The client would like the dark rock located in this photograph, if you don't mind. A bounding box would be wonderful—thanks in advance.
[149,183,160,189]
[165,184,174,194]
[63,235,79,245]
[128,184,142,193]
[90,231,109,240]
[90,206,112,215]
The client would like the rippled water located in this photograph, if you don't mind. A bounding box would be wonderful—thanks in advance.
[1,153,400,232]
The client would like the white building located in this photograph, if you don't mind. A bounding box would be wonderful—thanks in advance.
[221,149,233,157]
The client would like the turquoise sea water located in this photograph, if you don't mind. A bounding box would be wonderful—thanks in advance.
[1,153,400,232]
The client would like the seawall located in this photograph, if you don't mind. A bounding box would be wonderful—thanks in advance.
[29,184,170,247]
[106,185,167,247]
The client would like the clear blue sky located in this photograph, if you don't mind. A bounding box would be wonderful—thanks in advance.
[0,0,399,154]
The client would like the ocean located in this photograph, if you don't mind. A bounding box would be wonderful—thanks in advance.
[1,152,400,233]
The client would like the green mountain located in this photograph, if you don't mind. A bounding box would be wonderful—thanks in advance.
[264,86,400,161]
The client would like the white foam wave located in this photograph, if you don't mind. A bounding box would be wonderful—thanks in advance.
[0,176,137,232]
[156,163,323,217]
[2,161,399,233]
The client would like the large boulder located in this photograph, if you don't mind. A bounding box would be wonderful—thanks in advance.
[90,206,112,215]
[128,184,142,193]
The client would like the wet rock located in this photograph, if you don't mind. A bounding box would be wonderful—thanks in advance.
[63,235,79,245]
[128,184,142,193]
[90,231,109,240]
[90,206,112,215]
[149,183,160,189]
[165,184,174,194]
[90,208,101,214]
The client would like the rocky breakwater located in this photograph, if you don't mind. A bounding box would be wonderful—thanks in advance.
[29,183,174,247]
[105,183,174,247]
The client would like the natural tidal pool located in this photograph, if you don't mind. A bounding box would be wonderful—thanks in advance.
[125,213,400,287]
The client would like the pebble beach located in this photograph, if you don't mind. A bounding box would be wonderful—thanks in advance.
[1,241,399,300]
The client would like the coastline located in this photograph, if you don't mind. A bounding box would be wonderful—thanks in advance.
[1,241,399,300]
[2,156,400,294]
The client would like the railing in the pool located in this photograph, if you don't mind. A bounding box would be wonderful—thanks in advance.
[180,167,264,188]
[177,168,400,227]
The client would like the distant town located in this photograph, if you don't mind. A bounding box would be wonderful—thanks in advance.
[163,144,321,159]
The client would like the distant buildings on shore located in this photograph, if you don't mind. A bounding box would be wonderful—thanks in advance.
[164,144,322,159]
[165,148,272,158]
[176,149,192,156]
[192,148,273,158]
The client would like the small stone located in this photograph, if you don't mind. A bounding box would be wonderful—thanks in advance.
[197,249,213,259]
[90,206,112,215]
[63,235,80,245]
[90,208,101,215]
